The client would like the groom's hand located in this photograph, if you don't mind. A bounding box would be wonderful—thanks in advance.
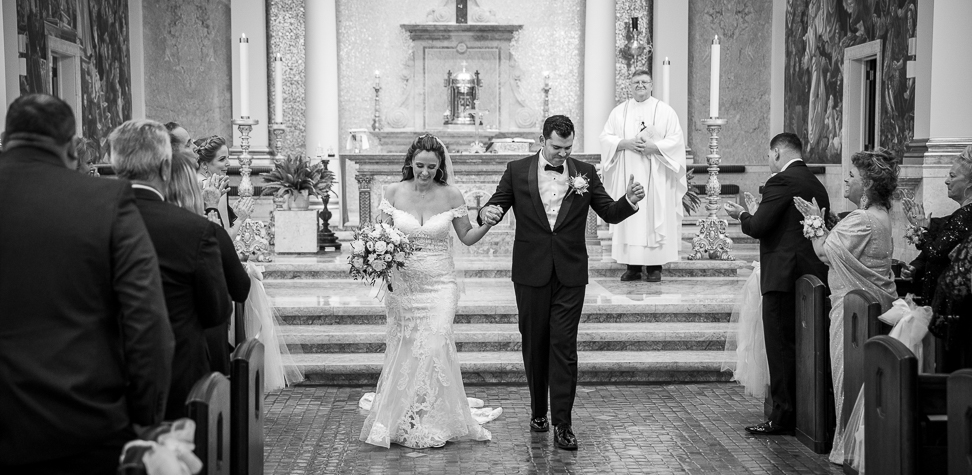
[480,205,503,226]
[625,174,645,203]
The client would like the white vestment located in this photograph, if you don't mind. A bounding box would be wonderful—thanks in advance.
[599,97,687,265]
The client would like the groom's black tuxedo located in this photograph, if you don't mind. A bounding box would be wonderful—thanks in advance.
[481,153,637,426]
[482,154,636,286]
[739,159,830,429]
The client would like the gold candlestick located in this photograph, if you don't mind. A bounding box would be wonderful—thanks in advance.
[689,118,734,260]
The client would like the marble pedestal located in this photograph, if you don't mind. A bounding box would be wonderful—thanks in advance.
[275,210,319,253]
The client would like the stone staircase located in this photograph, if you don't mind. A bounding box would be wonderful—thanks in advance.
[264,225,756,386]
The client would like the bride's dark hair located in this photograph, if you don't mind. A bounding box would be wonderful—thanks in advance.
[401,133,449,185]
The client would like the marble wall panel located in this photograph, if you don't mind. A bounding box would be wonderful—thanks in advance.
[615,0,653,104]
[17,0,132,163]
[688,0,772,165]
[267,0,304,157]
[784,0,916,164]
[142,0,233,144]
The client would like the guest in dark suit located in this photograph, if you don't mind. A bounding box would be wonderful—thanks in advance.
[725,132,830,434]
[166,148,251,374]
[110,119,232,420]
[478,115,644,450]
[0,94,174,474]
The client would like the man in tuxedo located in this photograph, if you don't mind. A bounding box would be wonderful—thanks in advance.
[725,132,830,434]
[110,119,232,420]
[479,115,645,450]
[0,94,174,473]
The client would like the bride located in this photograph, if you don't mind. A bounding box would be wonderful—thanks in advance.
[359,134,501,449]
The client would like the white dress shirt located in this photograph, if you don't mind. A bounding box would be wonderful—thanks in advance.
[538,150,570,230]
[780,158,803,172]
[131,183,165,201]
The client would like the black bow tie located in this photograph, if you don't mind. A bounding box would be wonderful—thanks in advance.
[544,164,564,174]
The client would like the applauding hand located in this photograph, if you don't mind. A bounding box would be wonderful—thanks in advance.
[793,196,824,219]
[202,180,222,209]
[743,192,760,214]
[625,174,646,203]
[233,197,254,221]
[902,197,930,228]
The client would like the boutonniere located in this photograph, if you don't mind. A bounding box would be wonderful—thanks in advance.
[567,173,589,196]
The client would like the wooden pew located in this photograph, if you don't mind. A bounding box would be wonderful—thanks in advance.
[795,274,835,454]
[843,289,890,429]
[231,339,265,475]
[188,372,232,475]
[234,302,246,349]
[949,369,972,475]
[864,336,948,475]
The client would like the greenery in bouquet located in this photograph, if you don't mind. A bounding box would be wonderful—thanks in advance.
[348,222,418,292]
[260,154,335,199]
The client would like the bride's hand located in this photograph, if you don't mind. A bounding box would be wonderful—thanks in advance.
[793,197,821,218]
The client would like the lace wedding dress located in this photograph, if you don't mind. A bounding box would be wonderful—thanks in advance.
[359,199,501,449]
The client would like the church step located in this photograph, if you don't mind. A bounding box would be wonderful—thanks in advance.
[280,322,733,353]
[262,258,750,280]
[293,351,733,385]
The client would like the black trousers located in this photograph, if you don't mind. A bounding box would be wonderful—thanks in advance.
[514,272,586,427]
[762,290,797,428]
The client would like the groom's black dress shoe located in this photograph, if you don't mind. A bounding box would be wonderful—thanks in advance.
[620,270,642,281]
[530,416,549,432]
[554,424,578,450]
[744,421,794,435]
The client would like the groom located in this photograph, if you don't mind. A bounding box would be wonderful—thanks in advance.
[480,115,645,450]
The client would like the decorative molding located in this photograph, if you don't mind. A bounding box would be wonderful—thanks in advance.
[903,137,972,165]
[841,39,883,176]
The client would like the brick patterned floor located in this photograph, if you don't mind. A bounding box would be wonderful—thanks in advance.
[264,383,843,474]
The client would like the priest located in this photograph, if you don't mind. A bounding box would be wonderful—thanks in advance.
[599,69,687,282]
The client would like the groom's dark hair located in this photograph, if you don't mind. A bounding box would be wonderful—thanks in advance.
[769,132,803,154]
[542,115,574,140]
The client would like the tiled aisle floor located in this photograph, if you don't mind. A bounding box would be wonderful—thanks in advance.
[264,384,842,474]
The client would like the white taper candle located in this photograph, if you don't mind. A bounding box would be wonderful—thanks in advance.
[661,57,671,104]
[239,34,250,118]
[709,36,720,118]
[273,54,283,122]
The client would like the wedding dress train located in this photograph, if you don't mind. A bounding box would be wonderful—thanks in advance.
[359,199,501,449]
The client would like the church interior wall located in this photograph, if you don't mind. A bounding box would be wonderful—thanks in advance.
[141,0,233,148]
[784,0,916,164]
[16,0,133,164]
[267,0,304,158]
[333,0,584,154]
[687,0,773,166]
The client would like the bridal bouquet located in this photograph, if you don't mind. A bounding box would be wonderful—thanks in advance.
[348,222,417,292]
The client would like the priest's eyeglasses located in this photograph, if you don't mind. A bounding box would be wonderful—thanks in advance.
[631,80,652,86]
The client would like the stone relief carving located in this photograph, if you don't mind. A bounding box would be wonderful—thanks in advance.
[507,51,539,129]
[386,31,414,129]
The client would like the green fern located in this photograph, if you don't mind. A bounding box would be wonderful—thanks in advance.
[260,155,335,199]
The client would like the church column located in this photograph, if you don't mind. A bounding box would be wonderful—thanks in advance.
[651,0,688,131]
[128,0,145,119]
[1,0,18,114]
[305,0,342,224]
[231,0,270,151]
[905,0,972,216]
[582,0,615,153]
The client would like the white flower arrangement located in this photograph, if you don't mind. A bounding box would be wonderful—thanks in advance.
[801,215,826,240]
[904,224,927,248]
[348,221,418,292]
[568,173,590,196]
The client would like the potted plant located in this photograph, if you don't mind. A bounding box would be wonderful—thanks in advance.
[260,155,335,210]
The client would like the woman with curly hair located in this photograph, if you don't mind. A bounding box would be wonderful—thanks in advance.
[794,148,899,465]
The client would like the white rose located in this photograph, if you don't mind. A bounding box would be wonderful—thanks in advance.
[387,243,396,253]
[374,241,387,254]
[573,176,588,188]
[352,257,364,269]
[383,254,393,262]
[389,232,401,245]
[366,241,374,251]
[815,228,824,237]
[351,240,365,255]
[371,261,386,272]
[395,252,405,262]
[370,228,381,238]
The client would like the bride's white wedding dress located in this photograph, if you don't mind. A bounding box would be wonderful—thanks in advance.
[359,198,501,449]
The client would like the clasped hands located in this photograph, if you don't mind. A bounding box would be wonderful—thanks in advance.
[618,136,660,156]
